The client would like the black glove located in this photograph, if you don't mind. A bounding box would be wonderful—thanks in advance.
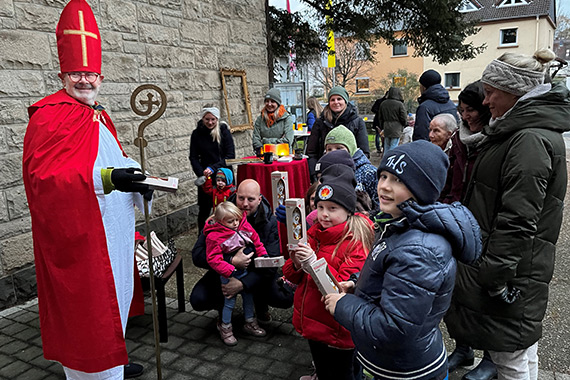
[142,189,154,202]
[492,285,521,304]
[275,204,287,224]
[111,168,148,193]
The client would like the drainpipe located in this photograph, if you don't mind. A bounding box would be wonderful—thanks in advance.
[534,15,540,51]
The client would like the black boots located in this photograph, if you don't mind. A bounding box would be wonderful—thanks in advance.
[463,353,498,380]
[448,345,475,372]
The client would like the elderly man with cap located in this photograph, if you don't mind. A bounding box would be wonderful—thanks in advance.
[252,88,295,156]
[305,86,369,179]
[22,0,151,378]
[413,69,459,141]
[190,105,236,232]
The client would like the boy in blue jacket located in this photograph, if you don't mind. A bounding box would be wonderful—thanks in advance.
[324,140,481,380]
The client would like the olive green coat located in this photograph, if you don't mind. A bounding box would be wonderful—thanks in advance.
[252,110,294,152]
[445,83,570,351]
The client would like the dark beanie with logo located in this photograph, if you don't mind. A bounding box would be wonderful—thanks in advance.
[377,140,449,205]
[314,150,355,176]
[315,164,357,213]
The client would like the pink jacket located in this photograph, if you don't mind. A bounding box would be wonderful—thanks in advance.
[204,213,268,278]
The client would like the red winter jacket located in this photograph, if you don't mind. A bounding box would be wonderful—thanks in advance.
[203,177,235,208]
[282,218,370,349]
[204,213,267,278]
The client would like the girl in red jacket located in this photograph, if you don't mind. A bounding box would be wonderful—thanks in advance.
[204,201,268,346]
[202,167,235,209]
[282,164,374,380]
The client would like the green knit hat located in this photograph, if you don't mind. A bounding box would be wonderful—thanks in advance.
[264,88,282,105]
[325,125,357,157]
[328,86,349,104]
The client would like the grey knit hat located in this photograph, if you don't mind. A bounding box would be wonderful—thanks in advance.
[481,59,544,96]
[328,86,349,104]
[265,88,282,105]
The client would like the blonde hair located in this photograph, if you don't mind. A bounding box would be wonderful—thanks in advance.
[331,214,375,261]
[202,104,221,144]
[307,97,323,118]
[213,201,243,223]
[497,48,556,72]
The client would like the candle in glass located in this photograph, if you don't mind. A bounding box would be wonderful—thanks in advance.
[277,143,290,156]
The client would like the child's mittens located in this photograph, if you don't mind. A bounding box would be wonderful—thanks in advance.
[275,204,287,223]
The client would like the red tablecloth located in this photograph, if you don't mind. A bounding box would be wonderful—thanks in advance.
[237,158,311,206]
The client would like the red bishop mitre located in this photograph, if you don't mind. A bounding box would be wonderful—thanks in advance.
[56,0,101,74]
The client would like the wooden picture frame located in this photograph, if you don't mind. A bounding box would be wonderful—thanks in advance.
[220,68,254,132]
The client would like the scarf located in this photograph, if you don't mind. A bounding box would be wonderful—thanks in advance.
[262,104,287,127]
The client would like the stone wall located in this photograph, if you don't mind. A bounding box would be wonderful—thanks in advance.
[0,0,270,309]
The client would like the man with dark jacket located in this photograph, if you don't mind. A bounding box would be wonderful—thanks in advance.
[413,69,458,141]
[378,87,407,152]
[190,179,293,321]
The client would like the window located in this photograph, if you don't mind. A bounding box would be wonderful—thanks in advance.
[445,73,460,89]
[500,28,518,46]
[356,78,370,94]
[498,0,528,7]
[392,40,407,56]
[458,0,478,12]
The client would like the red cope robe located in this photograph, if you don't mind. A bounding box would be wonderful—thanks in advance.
[23,90,129,372]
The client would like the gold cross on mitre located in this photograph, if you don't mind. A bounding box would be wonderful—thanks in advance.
[63,10,98,67]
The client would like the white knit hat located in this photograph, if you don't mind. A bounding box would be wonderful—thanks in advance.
[201,107,220,119]
[481,59,544,96]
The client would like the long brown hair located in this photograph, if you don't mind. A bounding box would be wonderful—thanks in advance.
[307,97,323,118]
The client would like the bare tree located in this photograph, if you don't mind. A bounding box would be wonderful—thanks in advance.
[313,38,371,93]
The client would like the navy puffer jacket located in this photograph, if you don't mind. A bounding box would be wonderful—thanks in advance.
[335,201,481,380]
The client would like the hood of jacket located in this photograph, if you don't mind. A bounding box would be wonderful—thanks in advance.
[217,167,234,185]
[399,201,481,265]
[484,83,570,140]
[387,87,403,101]
[418,84,451,104]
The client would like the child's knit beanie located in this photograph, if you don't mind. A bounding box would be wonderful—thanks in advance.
[315,164,357,213]
[315,149,355,176]
[324,125,358,156]
[377,140,449,205]
[216,168,234,185]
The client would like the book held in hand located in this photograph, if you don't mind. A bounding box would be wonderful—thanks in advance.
[136,175,178,192]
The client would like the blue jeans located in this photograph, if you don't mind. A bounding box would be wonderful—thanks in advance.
[220,270,254,324]
[384,137,400,152]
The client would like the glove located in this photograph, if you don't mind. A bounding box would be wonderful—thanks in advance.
[102,168,148,194]
[490,285,521,304]
[275,204,287,224]
[142,189,154,202]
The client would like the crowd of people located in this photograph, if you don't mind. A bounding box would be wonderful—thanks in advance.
[21,1,570,379]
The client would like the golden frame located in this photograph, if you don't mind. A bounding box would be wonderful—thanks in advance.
[220,68,254,132]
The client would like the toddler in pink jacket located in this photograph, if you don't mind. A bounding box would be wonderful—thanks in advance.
[203,201,268,345]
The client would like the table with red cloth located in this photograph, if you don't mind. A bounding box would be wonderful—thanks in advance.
[236,157,311,205]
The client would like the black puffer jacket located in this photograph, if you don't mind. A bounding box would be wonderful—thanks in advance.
[445,83,570,351]
[189,120,235,177]
[413,84,458,141]
[306,102,369,176]
[335,201,481,380]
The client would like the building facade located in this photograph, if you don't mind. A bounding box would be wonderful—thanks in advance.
[0,0,270,309]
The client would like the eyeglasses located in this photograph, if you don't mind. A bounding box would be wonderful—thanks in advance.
[67,72,100,83]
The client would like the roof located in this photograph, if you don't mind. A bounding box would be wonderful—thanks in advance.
[461,0,556,25]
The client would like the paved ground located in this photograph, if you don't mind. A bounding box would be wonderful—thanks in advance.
[1,148,569,379]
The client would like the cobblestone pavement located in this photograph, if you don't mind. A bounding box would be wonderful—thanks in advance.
[1,297,569,380]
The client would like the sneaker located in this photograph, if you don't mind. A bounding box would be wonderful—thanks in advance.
[299,374,318,380]
[217,321,238,346]
[243,319,266,337]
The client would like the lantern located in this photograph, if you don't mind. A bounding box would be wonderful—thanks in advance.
[276,143,290,156]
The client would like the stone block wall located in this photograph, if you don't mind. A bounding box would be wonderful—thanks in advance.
[0,0,270,309]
